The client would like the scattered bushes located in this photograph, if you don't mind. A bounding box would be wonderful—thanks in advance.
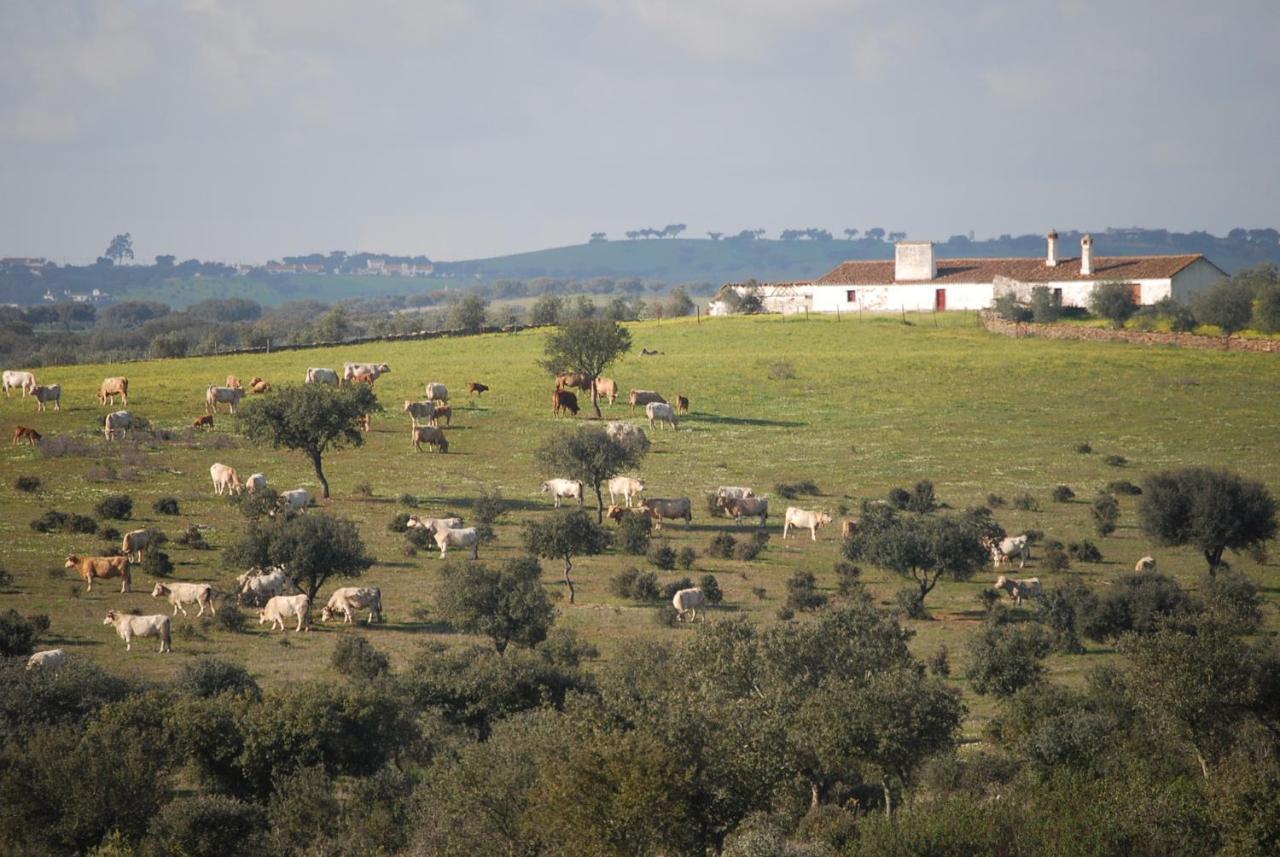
[1051,485,1075,503]
[142,550,174,578]
[1204,570,1263,633]
[698,574,724,605]
[213,606,247,634]
[30,510,97,535]
[100,526,121,542]
[1081,573,1198,641]
[616,512,653,555]
[654,604,679,626]
[1091,493,1120,536]
[145,794,267,857]
[609,567,661,602]
[1104,454,1127,468]
[152,496,180,515]
[331,635,391,681]
[37,433,95,458]
[646,542,677,571]
[677,547,697,570]
[15,476,40,493]
[786,571,827,612]
[706,532,737,559]
[1105,480,1142,496]
[1011,493,1039,511]
[404,527,435,550]
[472,487,505,542]
[94,494,133,520]
[775,480,820,500]
[175,525,211,550]
[1041,540,1071,572]
[1068,540,1103,563]
[929,646,951,677]
[966,620,1054,696]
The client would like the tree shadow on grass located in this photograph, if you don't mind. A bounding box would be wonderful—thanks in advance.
[683,414,805,428]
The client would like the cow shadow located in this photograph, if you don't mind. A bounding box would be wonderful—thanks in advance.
[684,414,805,428]
[424,495,548,513]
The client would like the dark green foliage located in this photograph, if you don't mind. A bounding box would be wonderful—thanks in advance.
[538,425,646,522]
[786,571,827,612]
[142,549,174,578]
[215,605,248,634]
[1030,285,1062,323]
[404,525,434,550]
[929,646,951,677]
[1091,492,1120,536]
[152,496,180,515]
[233,486,280,520]
[238,383,380,498]
[896,588,928,619]
[175,657,261,699]
[887,486,911,509]
[473,486,506,528]
[94,493,133,520]
[661,577,694,600]
[733,534,766,561]
[993,293,1032,322]
[1089,281,1139,328]
[844,506,990,605]
[530,294,563,325]
[834,561,861,595]
[331,635,391,680]
[677,546,697,569]
[976,588,1001,614]
[1252,277,1280,332]
[145,794,267,857]
[30,509,97,534]
[15,475,40,493]
[1106,479,1143,495]
[1082,573,1199,641]
[538,628,599,668]
[226,512,373,601]
[1011,492,1039,511]
[698,574,724,605]
[647,542,677,571]
[966,620,1053,696]
[775,479,820,500]
[522,510,610,604]
[1041,540,1070,572]
[1139,467,1278,573]
[0,610,43,657]
[985,492,1006,507]
[1204,570,1263,633]
[1035,580,1095,653]
[1068,539,1103,563]
[174,524,210,549]
[541,318,632,418]
[1075,441,1093,454]
[1104,453,1127,467]
[399,492,420,508]
[609,567,661,602]
[100,525,121,542]
[655,604,680,626]
[616,509,653,554]
[1051,484,1075,502]
[1192,279,1255,333]
[706,531,736,558]
[437,557,556,653]
[0,570,11,590]
[907,479,936,513]
[448,294,489,332]
[776,606,796,621]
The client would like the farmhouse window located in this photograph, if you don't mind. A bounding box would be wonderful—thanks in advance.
[846,290,857,302]
[1053,288,1063,301]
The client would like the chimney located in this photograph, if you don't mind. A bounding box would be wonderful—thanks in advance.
[1045,229,1059,267]
[1080,234,1093,276]
[894,241,936,281]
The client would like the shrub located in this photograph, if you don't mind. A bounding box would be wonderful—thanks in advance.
[654,604,679,626]
[1192,279,1255,334]
[399,493,419,508]
[175,657,261,699]
[993,293,1032,322]
[907,479,937,513]
[1089,281,1138,328]
[144,794,267,857]
[985,493,1006,508]
[0,609,43,656]
[1105,479,1142,496]
[976,588,1001,614]
[1041,540,1071,572]
[0,569,12,590]
[661,577,694,600]
[214,606,247,634]
[15,476,40,493]
[705,492,724,517]
[388,513,412,533]
[1068,540,1103,563]
[608,567,660,602]
[152,496,180,515]
[834,561,861,595]
[616,512,653,555]
[887,487,911,509]
[142,550,174,578]
[965,621,1053,696]
[896,588,929,619]
[1081,573,1198,641]
[776,606,795,621]
[30,510,97,535]
[1075,441,1092,454]
[775,479,820,500]
[355,482,374,497]
[1205,570,1263,633]
[404,527,435,550]
[705,532,736,559]
[929,646,951,677]
[1051,485,1075,503]
[331,635,390,681]
[1091,492,1120,536]
[175,525,210,549]
[1103,454,1127,468]
[1030,285,1062,323]
[786,571,827,612]
[1011,493,1039,511]
[698,574,723,605]
[752,586,767,600]
[1253,280,1280,333]
[472,488,506,527]
[767,361,797,380]
[677,546,697,570]
[94,494,133,520]
[100,526,121,542]
[733,538,765,561]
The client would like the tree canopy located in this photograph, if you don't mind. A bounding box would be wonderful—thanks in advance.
[537,425,646,522]
[225,512,374,601]
[1138,467,1277,574]
[1089,282,1139,328]
[522,510,610,604]
[541,318,631,417]
[843,506,990,605]
[437,557,556,653]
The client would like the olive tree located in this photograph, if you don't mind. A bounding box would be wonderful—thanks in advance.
[522,510,610,604]
[1192,279,1255,334]
[541,318,632,418]
[1089,281,1138,328]
[1138,467,1277,574]
[537,425,646,522]
[844,507,989,607]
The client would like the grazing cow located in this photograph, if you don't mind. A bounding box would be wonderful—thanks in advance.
[1135,556,1157,572]
[31,384,61,412]
[235,566,297,606]
[468,382,489,396]
[2,370,36,397]
[640,497,692,530]
[430,403,452,427]
[250,378,272,393]
[104,410,133,440]
[411,425,449,453]
[993,535,1030,570]
[841,519,858,540]
[672,587,707,622]
[783,507,833,541]
[320,587,383,624]
[227,375,244,390]
[552,390,580,417]
[121,528,154,562]
[556,372,592,392]
[103,610,171,653]
[152,581,217,617]
[406,515,463,534]
[279,488,312,513]
[403,400,435,428]
[192,414,214,429]
[724,495,769,527]
[606,421,650,451]
[12,425,40,446]
[343,362,391,384]
[676,394,689,414]
[715,487,756,509]
[629,389,666,409]
[434,526,480,560]
[66,555,131,593]
[994,575,1043,605]
[425,382,449,402]
[646,401,677,430]
[306,367,339,386]
[594,377,618,404]
[210,463,243,496]
[206,385,244,414]
[541,478,584,508]
[259,594,311,632]
[99,377,129,406]
[605,504,628,523]
[26,649,67,670]
[607,476,645,508]
[245,472,268,493]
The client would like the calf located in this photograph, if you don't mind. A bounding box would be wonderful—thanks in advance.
[192,414,214,429]
[672,587,707,622]
[552,390,580,417]
[351,371,377,386]
[430,403,452,427]
[152,581,217,617]
[468,382,490,396]
[26,649,67,670]
[245,472,268,493]
[259,594,311,632]
[1135,556,1157,572]
[783,507,833,541]
[412,425,449,453]
[99,376,129,406]
[279,488,312,513]
[676,394,689,414]
[227,375,244,390]
[994,575,1042,605]
[250,378,272,393]
[11,425,41,446]
[541,478,584,508]
[320,587,383,624]
[66,554,131,593]
[629,389,666,409]
[103,610,171,653]
[31,384,61,412]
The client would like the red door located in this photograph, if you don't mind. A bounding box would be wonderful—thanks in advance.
[935,288,946,311]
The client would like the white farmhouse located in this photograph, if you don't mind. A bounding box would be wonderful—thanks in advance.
[711,232,1226,315]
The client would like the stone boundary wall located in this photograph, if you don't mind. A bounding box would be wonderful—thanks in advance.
[980,314,1280,353]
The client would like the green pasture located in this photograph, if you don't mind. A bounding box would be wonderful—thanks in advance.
[1,312,1276,733]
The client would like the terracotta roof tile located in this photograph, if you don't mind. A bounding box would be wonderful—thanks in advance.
[813,254,1209,286]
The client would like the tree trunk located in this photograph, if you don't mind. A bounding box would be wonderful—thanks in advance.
[309,450,330,499]
[1194,745,1210,781]
[563,558,575,604]
[590,378,602,419]
[882,777,893,818]
[1205,547,1224,577]
[593,482,605,524]
[810,781,823,810]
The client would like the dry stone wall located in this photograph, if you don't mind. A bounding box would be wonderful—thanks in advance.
[981,314,1280,353]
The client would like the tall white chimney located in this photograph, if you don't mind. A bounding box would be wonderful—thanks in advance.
[894,241,936,281]
[1046,229,1059,267]
[1080,233,1093,276]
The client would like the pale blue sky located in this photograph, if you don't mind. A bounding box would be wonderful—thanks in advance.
[2,0,1277,264]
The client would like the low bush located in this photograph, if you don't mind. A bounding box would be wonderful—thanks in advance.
[616,512,652,555]
[609,567,661,602]
[145,795,267,857]
[37,433,95,458]
[887,487,912,509]
[1012,493,1039,511]
[661,577,695,600]
[1103,454,1127,468]
[698,574,724,605]
[388,513,412,533]
[775,479,820,500]
[0,569,13,589]
[677,546,697,570]
[834,561,861,595]
[654,604,679,626]
[399,493,420,508]
[993,293,1032,322]
[472,488,506,527]
[1205,570,1263,633]
[776,606,796,621]
[976,588,1001,614]
[175,657,261,699]
[1068,540,1103,563]
[30,510,97,535]
[1081,573,1198,641]
[1030,285,1062,323]
[404,527,435,550]
[907,479,937,513]
[733,537,765,561]
[1051,485,1075,503]
[152,496,180,515]
[706,532,736,559]
[15,476,40,493]
[100,526,121,542]
[1075,441,1092,454]
[94,494,133,520]
[175,525,211,550]
[1091,493,1120,536]
[985,493,1006,508]
[786,571,827,612]
[213,606,247,634]
[331,635,390,681]
[1041,540,1071,572]
[648,543,677,571]
[0,609,44,656]
[966,621,1054,696]
[1105,480,1142,496]
[142,550,174,578]
[896,588,928,619]
[929,646,951,677]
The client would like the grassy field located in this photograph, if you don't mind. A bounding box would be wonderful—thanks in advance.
[2,312,1277,734]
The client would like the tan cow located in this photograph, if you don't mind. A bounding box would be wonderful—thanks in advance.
[227,375,244,390]
[250,378,272,393]
[260,594,311,632]
[152,581,217,617]
[629,389,666,409]
[783,507,833,541]
[210,463,244,496]
[66,554,131,592]
[412,425,449,453]
[556,372,592,392]
[594,377,618,404]
[99,377,129,406]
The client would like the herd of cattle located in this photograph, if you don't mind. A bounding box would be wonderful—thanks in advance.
[7,357,1162,667]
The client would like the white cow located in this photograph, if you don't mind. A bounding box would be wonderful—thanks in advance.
[320,587,383,624]
[541,478,584,508]
[31,384,61,412]
[434,526,480,560]
[210,463,244,496]
[425,382,449,402]
[2,370,36,397]
[235,566,298,606]
[152,581,217,617]
[646,401,677,430]
[343,362,391,384]
[306,367,339,386]
[279,488,311,513]
[994,575,1043,605]
[403,400,436,428]
[605,422,650,451]
[1135,556,1157,572]
[406,515,463,534]
[206,385,245,414]
[607,476,645,508]
[783,507,833,541]
[26,649,67,670]
[245,472,268,493]
[121,528,154,562]
[994,536,1030,570]
[259,594,311,632]
[103,610,172,653]
[672,587,707,622]
[716,486,757,506]
[104,410,133,440]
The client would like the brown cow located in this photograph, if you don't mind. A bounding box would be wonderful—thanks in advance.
[430,403,452,427]
[66,554,131,593]
[412,425,448,453]
[250,378,272,393]
[192,414,214,429]
[12,426,41,446]
[98,377,129,406]
[552,390,580,417]
[351,371,376,386]
[555,372,592,392]
[226,375,244,390]
[468,382,489,396]
[676,394,689,414]
[594,377,618,404]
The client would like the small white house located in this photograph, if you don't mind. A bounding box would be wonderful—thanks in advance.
[711,233,1226,315]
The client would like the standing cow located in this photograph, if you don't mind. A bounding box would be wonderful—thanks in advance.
[2,370,36,397]
[306,368,339,386]
[783,507,833,541]
[104,411,133,440]
[99,377,129,406]
[206,385,245,414]
[32,384,61,412]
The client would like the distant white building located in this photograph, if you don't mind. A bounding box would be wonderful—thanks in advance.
[711,232,1226,315]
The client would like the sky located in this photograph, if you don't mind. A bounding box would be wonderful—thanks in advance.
[1,0,1277,265]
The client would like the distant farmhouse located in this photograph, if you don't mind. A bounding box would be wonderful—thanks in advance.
[711,232,1226,315]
